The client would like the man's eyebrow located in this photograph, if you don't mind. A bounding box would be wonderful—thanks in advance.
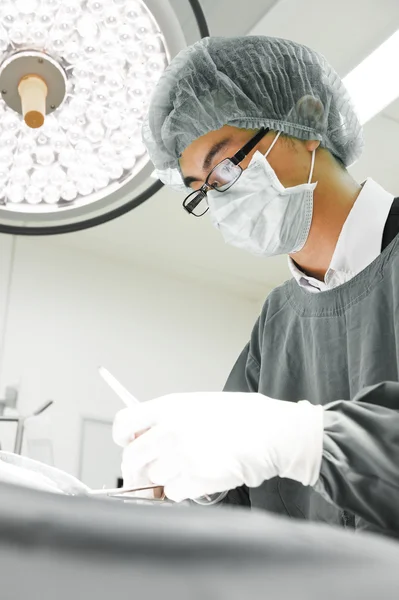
[182,137,232,188]
[202,137,231,171]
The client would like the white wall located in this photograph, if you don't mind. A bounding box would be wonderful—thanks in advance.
[0,235,14,376]
[0,235,262,483]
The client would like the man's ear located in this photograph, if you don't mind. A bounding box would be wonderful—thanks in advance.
[305,139,321,152]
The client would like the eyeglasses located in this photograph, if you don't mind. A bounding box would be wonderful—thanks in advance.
[182,128,269,217]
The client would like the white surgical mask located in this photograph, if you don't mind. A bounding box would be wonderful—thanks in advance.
[207,132,317,257]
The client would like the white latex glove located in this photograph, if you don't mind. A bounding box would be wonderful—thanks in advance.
[113,392,324,503]
[111,430,163,500]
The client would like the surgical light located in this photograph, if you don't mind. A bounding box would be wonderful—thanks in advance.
[0,0,209,234]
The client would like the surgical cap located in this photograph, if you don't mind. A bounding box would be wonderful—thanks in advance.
[142,36,364,190]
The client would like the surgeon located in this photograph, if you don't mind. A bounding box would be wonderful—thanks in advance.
[113,36,399,537]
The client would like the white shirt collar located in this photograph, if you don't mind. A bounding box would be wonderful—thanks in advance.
[289,178,395,293]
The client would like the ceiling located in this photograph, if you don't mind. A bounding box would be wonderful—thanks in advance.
[169,0,279,44]
[54,0,399,302]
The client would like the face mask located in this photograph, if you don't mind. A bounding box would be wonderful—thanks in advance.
[207,132,317,257]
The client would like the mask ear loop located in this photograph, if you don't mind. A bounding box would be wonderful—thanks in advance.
[264,131,282,158]
[308,148,316,184]
[264,131,316,183]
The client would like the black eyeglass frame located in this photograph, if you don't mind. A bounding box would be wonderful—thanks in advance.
[182,127,270,217]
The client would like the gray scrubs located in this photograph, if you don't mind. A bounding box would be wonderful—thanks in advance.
[223,201,399,537]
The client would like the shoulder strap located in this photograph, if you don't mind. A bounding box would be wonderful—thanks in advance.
[381,197,399,251]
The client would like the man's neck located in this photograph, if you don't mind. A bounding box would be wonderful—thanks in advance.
[290,162,362,281]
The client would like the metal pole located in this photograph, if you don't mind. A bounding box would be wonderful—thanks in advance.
[13,418,24,454]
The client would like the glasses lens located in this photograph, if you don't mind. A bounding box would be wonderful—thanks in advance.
[207,159,242,191]
[183,189,208,217]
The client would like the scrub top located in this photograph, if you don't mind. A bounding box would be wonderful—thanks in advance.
[223,197,399,537]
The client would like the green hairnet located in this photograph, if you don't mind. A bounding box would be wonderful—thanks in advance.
[142,36,364,190]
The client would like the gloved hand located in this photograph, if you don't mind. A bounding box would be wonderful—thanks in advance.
[114,428,164,500]
[113,392,324,503]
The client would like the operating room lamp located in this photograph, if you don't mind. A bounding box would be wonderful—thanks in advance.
[0,0,209,235]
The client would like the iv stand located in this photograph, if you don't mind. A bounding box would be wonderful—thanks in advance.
[0,399,54,454]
